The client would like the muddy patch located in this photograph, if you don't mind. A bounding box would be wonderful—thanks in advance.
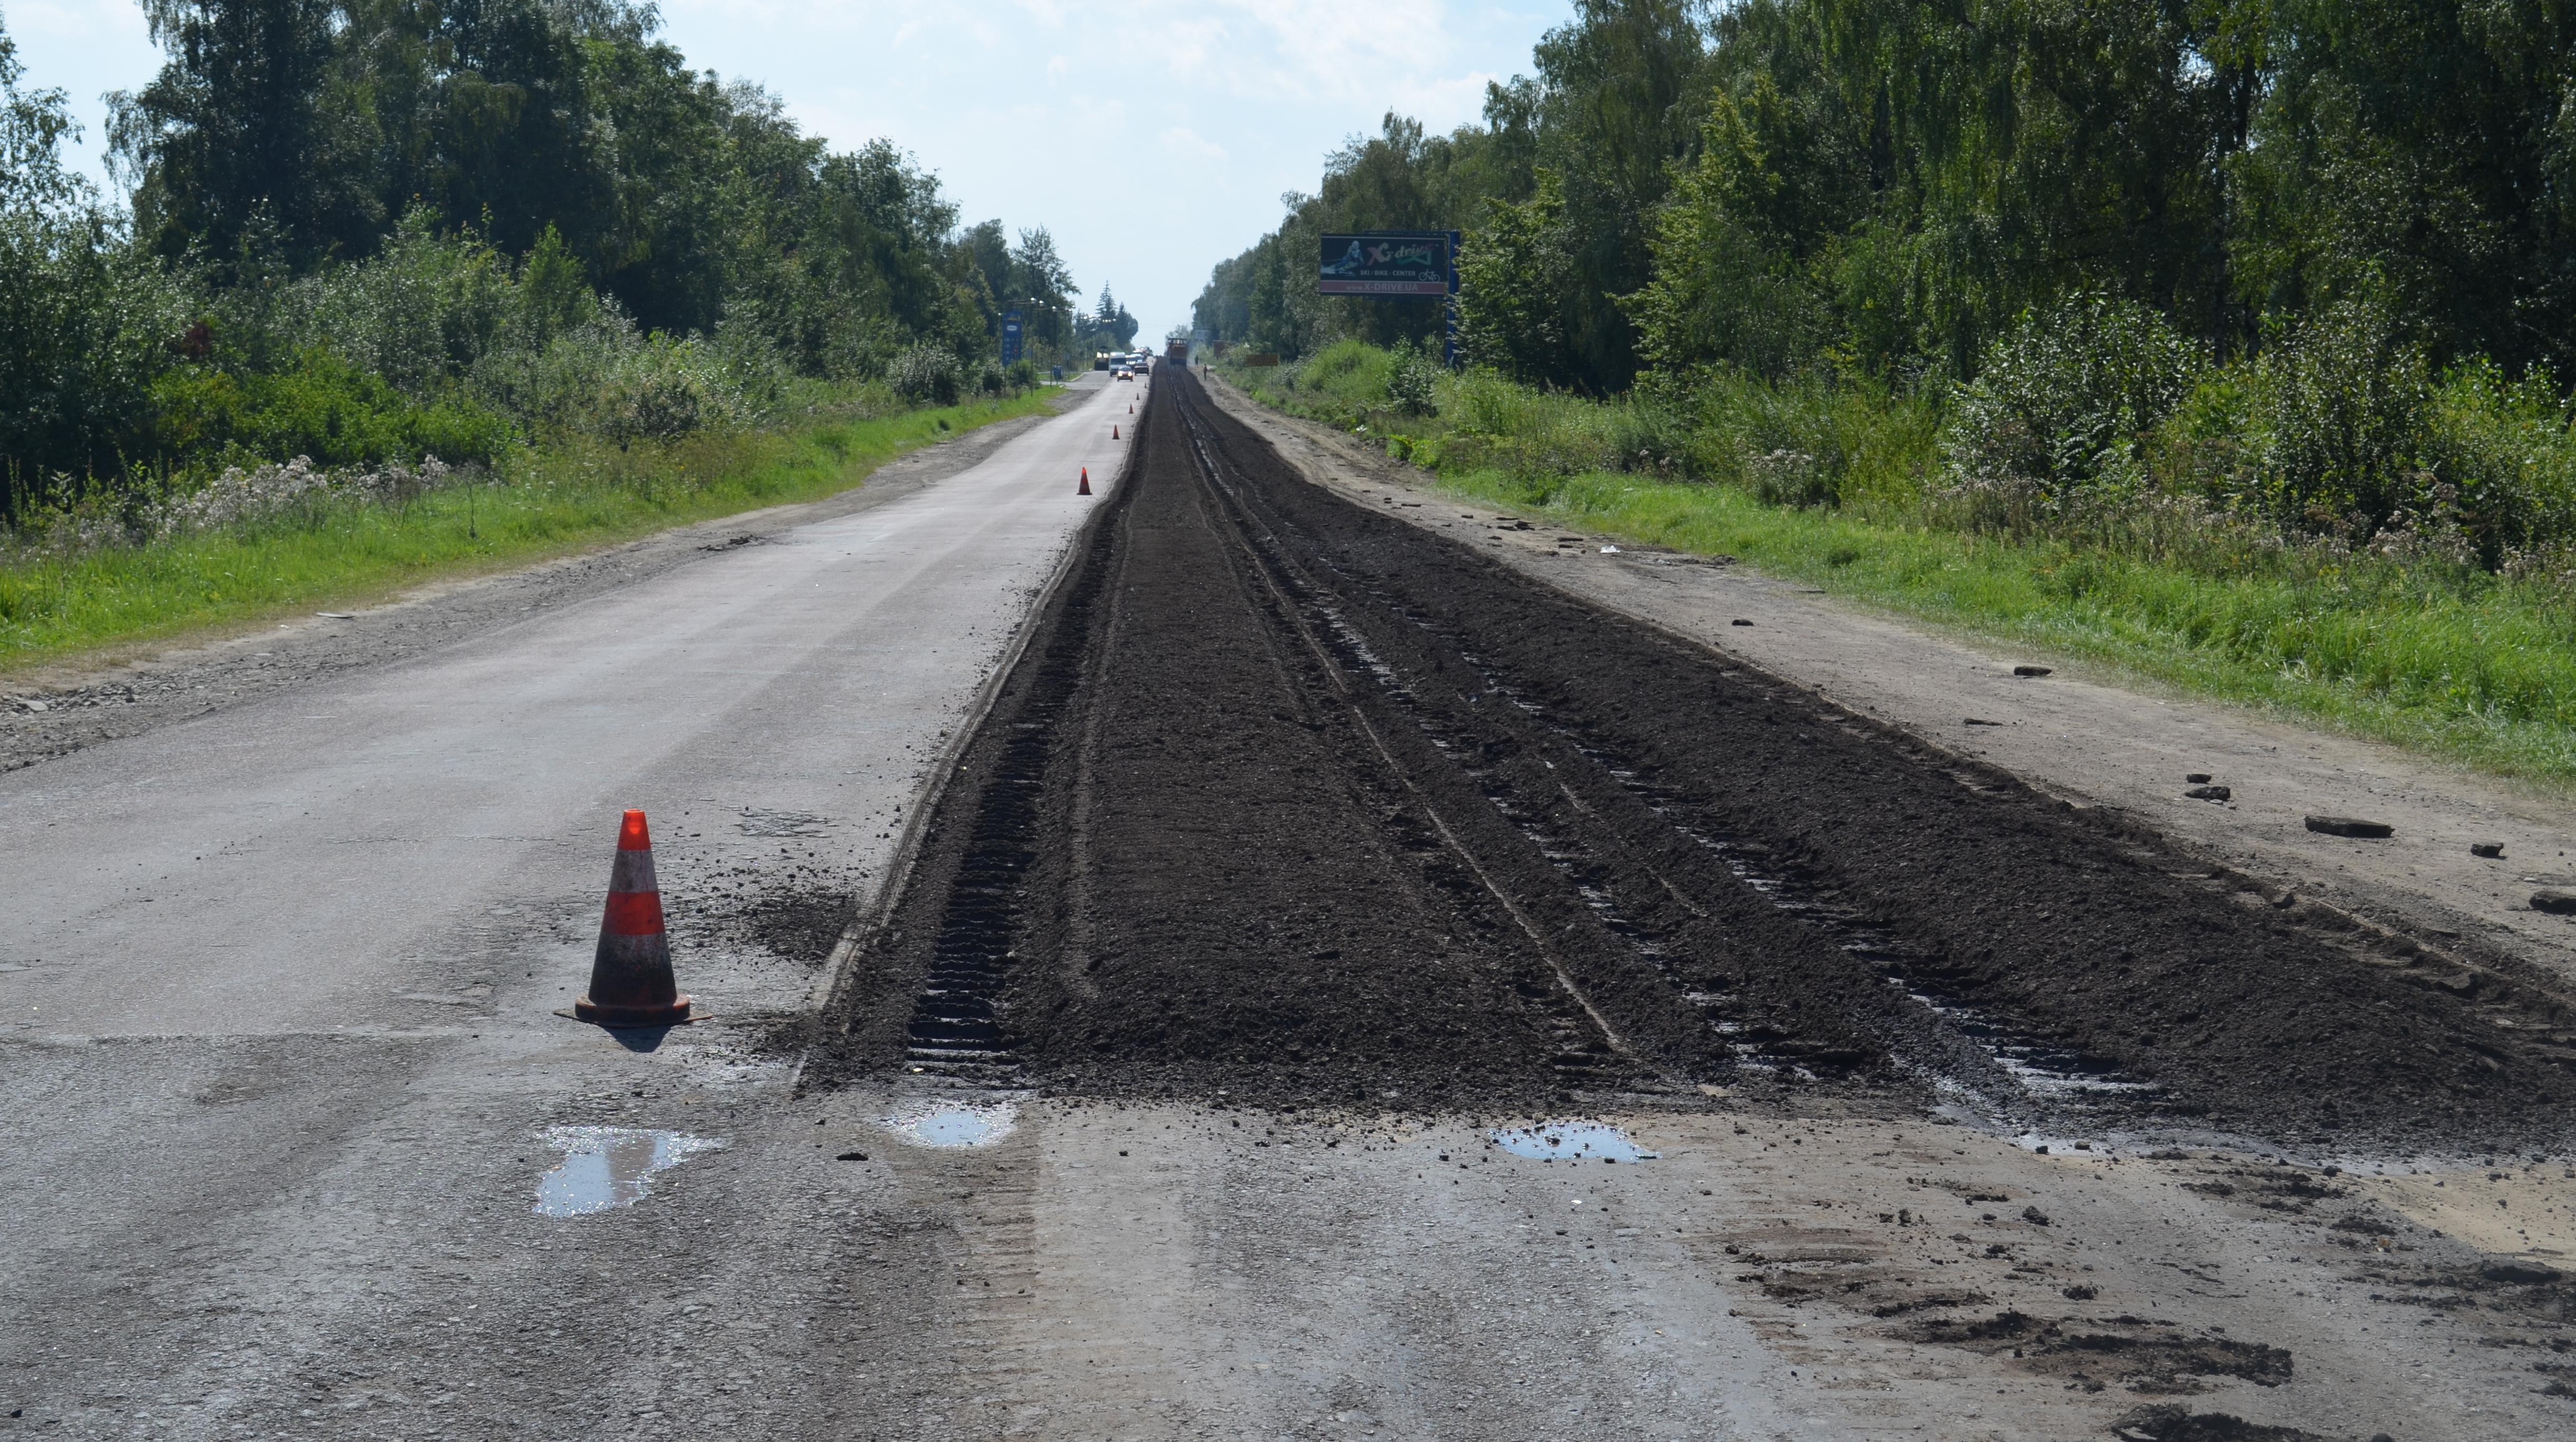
[2109,1405,2341,1441]
[2347,1257,2576,1328]
[685,883,854,968]
[1906,1309,2291,1394]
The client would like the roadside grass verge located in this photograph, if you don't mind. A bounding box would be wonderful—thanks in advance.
[0,389,1059,675]
[1217,353,2576,787]
[1443,466,2576,784]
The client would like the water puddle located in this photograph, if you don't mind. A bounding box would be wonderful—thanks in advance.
[885,1099,1017,1148]
[1490,1120,1658,1163]
[532,1127,725,1217]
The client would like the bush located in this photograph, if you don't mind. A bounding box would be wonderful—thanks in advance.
[1632,366,1935,511]
[888,344,961,406]
[0,208,192,515]
[586,335,755,446]
[977,362,1005,397]
[2249,303,2436,538]
[1386,344,1441,418]
[290,213,512,397]
[1292,338,1396,416]
[1441,367,1630,482]
[1007,357,1039,390]
[1944,294,2206,507]
[2430,360,2576,564]
[148,347,514,469]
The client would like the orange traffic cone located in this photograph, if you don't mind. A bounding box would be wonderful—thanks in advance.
[1113,425,1120,440]
[1077,467,1092,496]
[574,809,694,1026]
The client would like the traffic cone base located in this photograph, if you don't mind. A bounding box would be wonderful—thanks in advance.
[574,809,695,1026]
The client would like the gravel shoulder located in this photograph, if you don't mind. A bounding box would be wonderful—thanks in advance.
[1199,373,2576,998]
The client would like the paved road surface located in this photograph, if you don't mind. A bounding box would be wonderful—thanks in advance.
[3,365,2565,1442]
[0,373,1140,1437]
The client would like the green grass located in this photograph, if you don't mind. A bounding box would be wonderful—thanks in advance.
[1217,350,2576,787]
[0,388,1060,674]
[1440,466,2576,784]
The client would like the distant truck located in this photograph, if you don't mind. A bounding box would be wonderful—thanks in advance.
[1165,338,1190,365]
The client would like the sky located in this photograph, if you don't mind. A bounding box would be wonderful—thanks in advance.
[3,0,1572,340]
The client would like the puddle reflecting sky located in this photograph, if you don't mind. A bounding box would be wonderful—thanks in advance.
[533,1126,725,1217]
[1490,1120,1658,1162]
[885,1101,1017,1148]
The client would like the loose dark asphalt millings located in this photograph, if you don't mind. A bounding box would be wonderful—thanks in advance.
[813,368,2576,1149]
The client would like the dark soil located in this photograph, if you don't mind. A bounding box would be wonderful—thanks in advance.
[2109,1406,2342,1442]
[1906,1309,2292,1392]
[813,368,2576,1148]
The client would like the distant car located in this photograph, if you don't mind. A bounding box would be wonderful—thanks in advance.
[1114,366,1133,381]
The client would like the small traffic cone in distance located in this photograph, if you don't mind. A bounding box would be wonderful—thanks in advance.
[1113,424,1120,440]
[574,809,694,1026]
[1078,467,1092,496]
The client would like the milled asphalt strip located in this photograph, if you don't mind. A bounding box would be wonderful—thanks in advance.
[793,375,1152,1069]
[1198,371,2576,996]
[1194,418,2552,1015]
[1173,382,1651,1076]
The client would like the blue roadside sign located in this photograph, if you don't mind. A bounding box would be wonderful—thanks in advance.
[1318,233,1452,296]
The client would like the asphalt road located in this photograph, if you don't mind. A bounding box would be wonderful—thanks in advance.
[0,372,1141,1437]
[4,364,2569,1442]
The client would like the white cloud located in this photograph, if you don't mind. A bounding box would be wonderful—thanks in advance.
[1159,127,1227,162]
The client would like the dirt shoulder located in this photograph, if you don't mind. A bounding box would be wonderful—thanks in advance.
[1200,372,2576,997]
[0,389,1088,775]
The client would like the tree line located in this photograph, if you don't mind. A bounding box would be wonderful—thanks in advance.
[1201,0,2576,389]
[0,0,1095,522]
[1196,0,2576,560]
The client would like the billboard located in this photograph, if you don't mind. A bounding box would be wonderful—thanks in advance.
[1001,308,1024,364]
[1318,233,1453,296]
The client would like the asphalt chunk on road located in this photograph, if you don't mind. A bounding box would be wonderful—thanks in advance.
[821,367,2576,1153]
